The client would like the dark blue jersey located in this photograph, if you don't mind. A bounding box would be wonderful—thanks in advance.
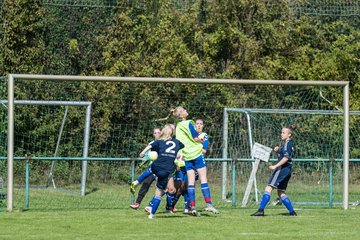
[150,138,185,173]
[277,139,295,167]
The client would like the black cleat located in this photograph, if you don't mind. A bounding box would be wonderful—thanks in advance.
[289,211,297,216]
[251,209,264,216]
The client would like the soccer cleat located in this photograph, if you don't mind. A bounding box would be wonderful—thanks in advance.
[204,204,220,214]
[165,206,176,214]
[130,202,140,209]
[190,207,201,217]
[130,181,138,195]
[148,214,154,219]
[272,197,282,206]
[289,211,297,216]
[144,206,152,214]
[251,209,264,216]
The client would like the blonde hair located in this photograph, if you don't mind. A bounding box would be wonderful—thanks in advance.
[155,106,183,121]
[159,124,175,140]
[172,106,184,120]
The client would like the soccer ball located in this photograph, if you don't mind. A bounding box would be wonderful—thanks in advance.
[148,151,158,161]
[198,132,206,142]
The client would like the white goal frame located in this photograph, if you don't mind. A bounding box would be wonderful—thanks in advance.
[6,74,350,211]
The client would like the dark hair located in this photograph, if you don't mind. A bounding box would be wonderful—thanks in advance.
[285,124,297,133]
[195,118,204,124]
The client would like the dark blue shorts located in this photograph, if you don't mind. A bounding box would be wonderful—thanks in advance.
[267,166,292,191]
[151,166,172,191]
[185,154,206,171]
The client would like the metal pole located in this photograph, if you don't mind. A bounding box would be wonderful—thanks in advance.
[9,74,349,86]
[343,84,349,209]
[25,155,29,209]
[329,158,333,208]
[245,112,259,203]
[47,106,69,188]
[130,160,135,203]
[232,159,236,207]
[7,75,14,212]
[80,104,92,196]
[222,108,228,200]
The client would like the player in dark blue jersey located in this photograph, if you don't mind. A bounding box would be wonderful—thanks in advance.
[139,124,184,219]
[130,128,161,210]
[251,125,297,217]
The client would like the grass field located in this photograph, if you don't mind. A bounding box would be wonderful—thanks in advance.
[1,207,359,239]
[0,185,359,239]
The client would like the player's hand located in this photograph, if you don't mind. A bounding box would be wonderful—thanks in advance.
[273,146,279,152]
[139,152,145,158]
[269,165,277,170]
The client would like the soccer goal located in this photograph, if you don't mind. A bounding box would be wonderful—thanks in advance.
[4,74,351,211]
[222,107,360,207]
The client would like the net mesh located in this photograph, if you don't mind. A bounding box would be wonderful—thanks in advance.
[0,77,358,210]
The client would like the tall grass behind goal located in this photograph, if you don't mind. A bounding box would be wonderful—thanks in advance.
[3,75,353,211]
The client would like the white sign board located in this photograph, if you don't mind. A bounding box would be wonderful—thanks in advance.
[251,142,272,162]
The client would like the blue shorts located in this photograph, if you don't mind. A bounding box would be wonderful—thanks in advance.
[267,166,292,191]
[185,154,206,171]
[151,165,172,191]
[174,168,186,182]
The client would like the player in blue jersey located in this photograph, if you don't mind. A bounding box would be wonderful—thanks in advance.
[251,125,297,216]
[172,107,219,216]
[130,128,161,209]
[139,124,184,219]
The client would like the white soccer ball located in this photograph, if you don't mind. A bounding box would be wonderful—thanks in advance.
[198,132,206,141]
[148,151,158,161]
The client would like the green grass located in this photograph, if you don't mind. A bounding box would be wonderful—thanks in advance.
[0,185,359,239]
[0,207,359,239]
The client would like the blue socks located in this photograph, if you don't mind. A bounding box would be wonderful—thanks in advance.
[258,191,295,213]
[182,189,190,209]
[201,183,212,204]
[150,195,162,215]
[136,168,152,183]
[166,192,176,209]
[259,191,271,210]
[188,185,195,207]
[281,195,295,213]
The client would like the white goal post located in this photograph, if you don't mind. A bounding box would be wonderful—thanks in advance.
[6,74,350,211]
[1,99,92,195]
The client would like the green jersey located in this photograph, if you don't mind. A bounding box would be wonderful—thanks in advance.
[176,120,202,161]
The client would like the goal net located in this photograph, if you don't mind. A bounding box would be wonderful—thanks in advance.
[1,75,355,211]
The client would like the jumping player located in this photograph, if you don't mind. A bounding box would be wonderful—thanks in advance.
[139,124,184,219]
[172,106,219,216]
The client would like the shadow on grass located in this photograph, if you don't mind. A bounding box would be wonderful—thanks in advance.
[85,187,99,195]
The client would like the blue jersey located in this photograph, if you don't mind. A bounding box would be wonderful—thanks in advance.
[277,139,295,167]
[150,138,185,173]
